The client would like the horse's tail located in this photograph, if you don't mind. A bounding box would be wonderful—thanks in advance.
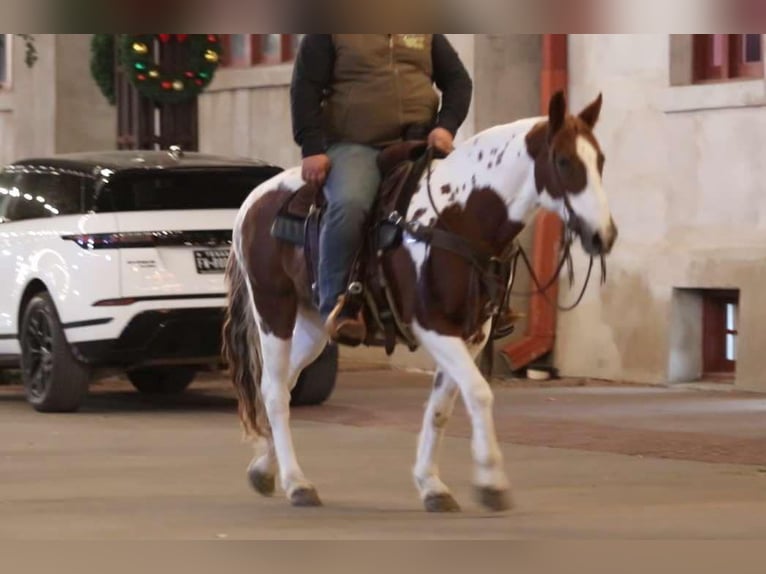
[222,247,268,439]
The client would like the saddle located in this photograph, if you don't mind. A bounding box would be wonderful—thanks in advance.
[270,140,437,354]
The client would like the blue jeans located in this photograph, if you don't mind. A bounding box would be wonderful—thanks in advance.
[318,143,381,320]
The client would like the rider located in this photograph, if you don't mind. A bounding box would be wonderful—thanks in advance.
[291,34,473,343]
[290,35,474,343]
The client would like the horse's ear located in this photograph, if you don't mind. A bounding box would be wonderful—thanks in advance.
[579,93,603,129]
[548,90,567,139]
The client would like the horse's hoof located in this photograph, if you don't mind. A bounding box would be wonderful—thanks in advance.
[290,487,322,508]
[475,487,513,512]
[424,492,461,513]
[247,467,276,497]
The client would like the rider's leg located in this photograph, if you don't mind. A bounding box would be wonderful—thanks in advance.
[318,143,381,341]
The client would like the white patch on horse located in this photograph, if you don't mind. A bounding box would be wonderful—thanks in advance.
[404,118,544,230]
[569,135,611,233]
[411,321,509,494]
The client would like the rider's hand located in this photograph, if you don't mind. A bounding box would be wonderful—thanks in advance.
[302,154,331,187]
[428,127,455,155]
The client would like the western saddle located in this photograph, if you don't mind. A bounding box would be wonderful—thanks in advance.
[270,141,515,355]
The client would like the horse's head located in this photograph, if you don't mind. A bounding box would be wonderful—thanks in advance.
[534,91,618,256]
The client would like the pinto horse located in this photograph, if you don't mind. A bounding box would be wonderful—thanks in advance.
[223,91,618,512]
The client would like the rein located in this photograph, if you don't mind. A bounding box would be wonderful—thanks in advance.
[417,146,607,316]
[507,228,607,314]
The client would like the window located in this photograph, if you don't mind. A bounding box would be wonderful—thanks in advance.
[2,172,84,222]
[0,173,11,222]
[97,169,280,212]
[0,34,9,88]
[221,34,303,67]
[694,34,764,82]
[702,290,739,379]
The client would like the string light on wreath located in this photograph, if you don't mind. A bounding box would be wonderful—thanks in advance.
[120,34,221,104]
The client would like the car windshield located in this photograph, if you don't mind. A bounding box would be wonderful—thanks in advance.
[98,169,275,212]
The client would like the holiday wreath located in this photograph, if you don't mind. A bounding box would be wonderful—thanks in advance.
[119,34,221,104]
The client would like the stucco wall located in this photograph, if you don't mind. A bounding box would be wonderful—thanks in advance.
[5,34,57,160]
[560,34,766,391]
[54,34,116,154]
[200,65,299,168]
[0,109,13,166]
[0,34,116,165]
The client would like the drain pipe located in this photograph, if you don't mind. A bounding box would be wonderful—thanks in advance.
[501,34,568,372]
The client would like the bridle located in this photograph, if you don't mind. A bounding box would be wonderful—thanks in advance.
[402,146,608,325]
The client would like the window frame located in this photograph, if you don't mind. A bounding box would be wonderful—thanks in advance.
[702,289,739,379]
[693,34,764,83]
[221,34,301,68]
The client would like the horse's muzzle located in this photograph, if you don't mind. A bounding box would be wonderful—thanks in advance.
[581,218,618,256]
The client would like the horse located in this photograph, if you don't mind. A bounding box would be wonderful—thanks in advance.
[222,90,618,512]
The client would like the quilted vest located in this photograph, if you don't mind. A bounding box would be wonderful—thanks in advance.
[325,34,440,147]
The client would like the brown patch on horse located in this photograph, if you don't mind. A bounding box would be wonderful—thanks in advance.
[415,188,524,338]
[239,188,303,339]
[383,245,419,326]
[526,92,605,199]
[441,184,452,195]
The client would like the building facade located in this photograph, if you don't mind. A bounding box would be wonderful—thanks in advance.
[2,34,764,391]
[560,34,766,392]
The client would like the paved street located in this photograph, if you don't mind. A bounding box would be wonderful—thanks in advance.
[1,368,765,539]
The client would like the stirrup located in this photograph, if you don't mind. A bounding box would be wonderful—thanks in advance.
[325,295,366,346]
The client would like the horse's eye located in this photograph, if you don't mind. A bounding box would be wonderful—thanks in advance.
[556,156,571,171]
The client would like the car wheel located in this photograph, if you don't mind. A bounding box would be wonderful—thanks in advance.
[290,345,339,407]
[20,292,91,413]
[128,367,197,395]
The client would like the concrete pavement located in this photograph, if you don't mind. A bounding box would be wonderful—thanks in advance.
[1,371,765,539]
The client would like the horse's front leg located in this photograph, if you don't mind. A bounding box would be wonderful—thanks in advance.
[257,325,323,507]
[413,322,512,512]
[414,328,492,512]
[414,370,462,512]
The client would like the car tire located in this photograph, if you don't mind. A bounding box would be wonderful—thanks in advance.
[128,367,197,395]
[290,344,339,407]
[20,292,91,413]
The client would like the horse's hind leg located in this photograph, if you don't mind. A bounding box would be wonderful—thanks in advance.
[249,307,328,507]
[413,322,512,512]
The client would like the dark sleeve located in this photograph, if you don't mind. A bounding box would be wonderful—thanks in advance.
[290,34,335,158]
[431,35,473,136]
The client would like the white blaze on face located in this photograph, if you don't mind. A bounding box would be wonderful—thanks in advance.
[567,135,612,234]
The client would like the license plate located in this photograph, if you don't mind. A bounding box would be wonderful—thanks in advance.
[194,249,229,274]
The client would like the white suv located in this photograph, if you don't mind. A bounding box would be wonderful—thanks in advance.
[0,149,337,412]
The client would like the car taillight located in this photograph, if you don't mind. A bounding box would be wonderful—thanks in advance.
[61,233,157,249]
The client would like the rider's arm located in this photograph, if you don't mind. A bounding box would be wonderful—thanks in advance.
[431,35,473,137]
[290,34,335,158]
